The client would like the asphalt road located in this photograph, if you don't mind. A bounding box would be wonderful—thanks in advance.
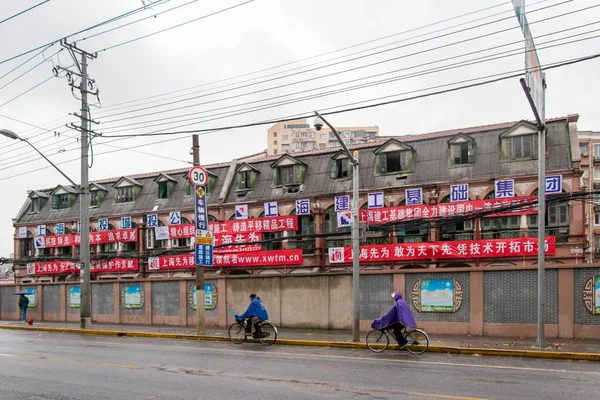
[0,330,598,400]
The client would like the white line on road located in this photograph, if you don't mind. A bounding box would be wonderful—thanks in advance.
[4,332,598,377]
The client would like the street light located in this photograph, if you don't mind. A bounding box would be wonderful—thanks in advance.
[0,128,91,329]
[0,129,77,186]
[313,112,361,343]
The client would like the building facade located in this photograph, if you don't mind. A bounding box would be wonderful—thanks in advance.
[267,118,379,155]
[577,131,600,262]
[6,114,600,338]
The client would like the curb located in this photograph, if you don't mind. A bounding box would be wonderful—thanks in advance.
[1,325,598,362]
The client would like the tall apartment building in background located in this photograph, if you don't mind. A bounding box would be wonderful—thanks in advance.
[577,130,600,261]
[267,118,379,155]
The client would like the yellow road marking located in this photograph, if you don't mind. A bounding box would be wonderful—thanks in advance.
[407,392,488,400]
[0,352,137,369]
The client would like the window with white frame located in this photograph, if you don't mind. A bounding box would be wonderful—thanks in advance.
[594,166,600,180]
[595,213,600,226]
[594,144,600,157]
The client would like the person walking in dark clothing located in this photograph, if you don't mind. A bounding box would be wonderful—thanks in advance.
[18,294,29,323]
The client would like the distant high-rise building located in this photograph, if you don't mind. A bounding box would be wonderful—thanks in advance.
[267,118,379,155]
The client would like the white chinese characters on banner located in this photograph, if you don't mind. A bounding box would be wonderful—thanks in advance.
[368,192,384,209]
[295,199,310,215]
[235,204,248,219]
[264,201,278,217]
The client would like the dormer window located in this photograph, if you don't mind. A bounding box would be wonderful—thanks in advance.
[53,194,70,209]
[155,173,176,200]
[500,121,539,161]
[374,139,415,174]
[330,152,353,179]
[238,170,251,190]
[270,154,306,187]
[278,165,299,185]
[50,185,77,210]
[29,191,49,213]
[235,163,260,193]
[117,187,134,203]
[448,133,475,166]
[90,191,100,206]
[89,183,107,207]
[113,177,142,203]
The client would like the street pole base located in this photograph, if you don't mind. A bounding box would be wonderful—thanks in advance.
[80,317,92,329]
[534,338,547,349]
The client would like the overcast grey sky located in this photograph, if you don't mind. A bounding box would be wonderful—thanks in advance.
[0,0,599,257]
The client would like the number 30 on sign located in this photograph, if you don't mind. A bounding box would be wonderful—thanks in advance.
[189,166,208,186]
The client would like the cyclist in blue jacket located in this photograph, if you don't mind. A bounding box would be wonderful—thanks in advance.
[235,294,269,338]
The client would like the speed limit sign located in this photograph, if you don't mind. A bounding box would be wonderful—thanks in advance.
[189,166,208,186]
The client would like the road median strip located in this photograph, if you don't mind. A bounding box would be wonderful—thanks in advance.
[1,324,598,361]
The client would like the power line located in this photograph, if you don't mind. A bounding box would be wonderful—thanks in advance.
[95,52,600,139]
[94,0,551,113]
[0,0,563,161]
[94,0,577,121]
[96,25,600,134]
[94,0,256,53]
[0,0,49,25]
[1,51,598,183]
[0,0,171,66]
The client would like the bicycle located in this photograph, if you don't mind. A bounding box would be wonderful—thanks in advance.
[228,319,278,346]
[366,326,429,355]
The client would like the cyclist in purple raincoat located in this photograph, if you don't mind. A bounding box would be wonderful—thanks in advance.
[371,291,417,347]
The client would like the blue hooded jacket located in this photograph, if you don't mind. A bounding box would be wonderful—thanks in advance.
[371,291,417,330]
[236,296,269,321]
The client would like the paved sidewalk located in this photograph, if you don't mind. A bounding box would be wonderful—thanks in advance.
[2,319,599,355]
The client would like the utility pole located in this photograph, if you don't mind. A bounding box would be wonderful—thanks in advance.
[512,0,547,348]
[192,134,206,335]
[55,39,99,329]
[314,111,361,342]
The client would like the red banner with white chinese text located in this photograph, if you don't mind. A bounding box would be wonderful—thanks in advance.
[328,236,556,264]
[147,249,303,269]
[34,229,138,248]
[28,258,139,275]
[360,196,538,225]
[214,232,262,253]
[214,249,303,267]
[168,217,298,237]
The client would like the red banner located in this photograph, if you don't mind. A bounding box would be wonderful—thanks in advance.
[328,236,556,264]
[360,196,538,225]
[168,224,196,239]
[28,258,139,275]
[210,216,298,234]
[147,249,303,269]
[166,217,298,239]
[214,232,262,253]
[34,229,138,248]
[214,249,303,267]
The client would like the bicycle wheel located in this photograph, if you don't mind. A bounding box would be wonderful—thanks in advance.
[404,329,429,355]
[258,322,278,346]
[366,329,389,353]
[228,322,247,344]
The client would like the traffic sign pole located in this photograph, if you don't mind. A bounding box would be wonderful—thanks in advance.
[191,135,207,336]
